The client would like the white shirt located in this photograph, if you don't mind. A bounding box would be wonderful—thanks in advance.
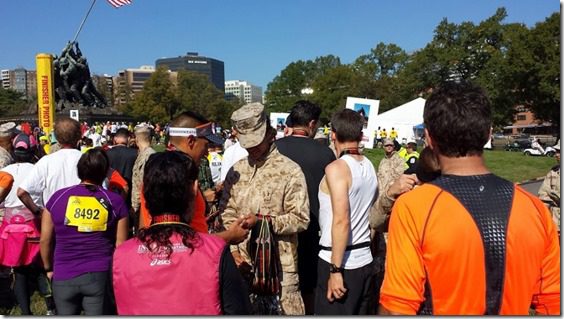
[318,155,377,269]
[19,148,82,204]
[220,142,248,182]
[208,152,223,185]
[1,162,42,208]
[88,132,102,147]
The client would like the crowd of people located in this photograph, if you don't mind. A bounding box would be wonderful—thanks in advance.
[0,80,560,315]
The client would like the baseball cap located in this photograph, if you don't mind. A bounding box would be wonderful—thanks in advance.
[168,121,224,146]
[231,102,268,148]
[383,138,394,146]
[13,133,32,150]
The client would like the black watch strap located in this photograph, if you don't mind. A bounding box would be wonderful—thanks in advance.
[329,263,344,273]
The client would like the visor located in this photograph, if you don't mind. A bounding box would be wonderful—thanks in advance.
[168,122,224,146]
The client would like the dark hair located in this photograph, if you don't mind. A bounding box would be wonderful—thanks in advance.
[114,128,130,139]
[416,147,441,183]
[77,148,109,185]
[331,109,364,142]
[423,81,491,157]
[54,117,81,146]
[171,110,209,128]
[287,100,321,127]
[138,151,200,258]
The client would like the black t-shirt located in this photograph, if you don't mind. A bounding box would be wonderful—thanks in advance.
[275,136,336,292]
[107,144,138,187]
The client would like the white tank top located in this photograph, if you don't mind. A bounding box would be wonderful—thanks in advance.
[318,155,377,269]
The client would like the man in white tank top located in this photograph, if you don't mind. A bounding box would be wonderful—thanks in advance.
[315,109,378,315]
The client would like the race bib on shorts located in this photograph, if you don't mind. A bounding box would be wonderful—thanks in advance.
[64,196,109,232]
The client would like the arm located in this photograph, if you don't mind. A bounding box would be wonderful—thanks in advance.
[531,201,561,315]
[370,173,418,231]
[17,187,42,216]
[218,168,246,255]
[39,209,55,279]
[219,247,252,315]
[325,160,351,302]
[0,171,14,203]
[271,169,310,235]
[116,217,129,246]
[379,198,426,315]
[537,171,554,204]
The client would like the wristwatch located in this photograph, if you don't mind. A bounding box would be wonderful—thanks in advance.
[329,263,344,274]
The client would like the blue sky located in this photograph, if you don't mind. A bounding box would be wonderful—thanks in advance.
[0,0,559,90]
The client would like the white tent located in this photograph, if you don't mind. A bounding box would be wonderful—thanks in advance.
[374,97,426,143]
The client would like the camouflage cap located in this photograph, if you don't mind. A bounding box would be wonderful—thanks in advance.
[382,138,394,146]
[231,102,267,148]
[0,122,17,138]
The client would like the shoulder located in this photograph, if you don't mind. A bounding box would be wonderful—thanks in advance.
[114,238,142,257]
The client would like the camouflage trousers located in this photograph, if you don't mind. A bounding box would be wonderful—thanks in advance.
[280,272,305,315]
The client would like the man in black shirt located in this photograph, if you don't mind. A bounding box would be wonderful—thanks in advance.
[275,100,336,314]
[107,128,138,201]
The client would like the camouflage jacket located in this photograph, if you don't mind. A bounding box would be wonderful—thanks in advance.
[370,151,405,231]
[0,147,13,169]
[131,146,156,213]
[220,144,310,273]
[538,165,560,231]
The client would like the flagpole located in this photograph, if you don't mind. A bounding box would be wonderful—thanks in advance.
[72,0,98,43]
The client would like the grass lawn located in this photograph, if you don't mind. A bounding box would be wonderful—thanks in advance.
[363,148,555,183]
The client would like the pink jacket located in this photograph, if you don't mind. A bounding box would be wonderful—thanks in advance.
[113,232,225,315]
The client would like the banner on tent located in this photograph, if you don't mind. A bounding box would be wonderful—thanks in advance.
[345,97,379,149]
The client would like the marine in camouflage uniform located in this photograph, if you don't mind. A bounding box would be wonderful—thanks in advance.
[130,124,156,214]
[220,102,310,315]
[538,141,560,232]
[370,139,406,230]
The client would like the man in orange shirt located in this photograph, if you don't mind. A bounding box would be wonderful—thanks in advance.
[139,111,250,244]
[379,81,560,315]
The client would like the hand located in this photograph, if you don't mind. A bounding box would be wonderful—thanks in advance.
[387,174,419,198]
[327,272,347,302]
[46,271,53,281]
[226,218,250,244]
[215,183,224,193]
[203,189,216,202]
[241,213,257,229]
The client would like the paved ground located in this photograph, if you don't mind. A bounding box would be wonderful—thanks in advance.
[519,179,543,196]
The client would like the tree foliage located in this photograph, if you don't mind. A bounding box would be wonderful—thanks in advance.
[0,87,31,116]
[264,8,560,131]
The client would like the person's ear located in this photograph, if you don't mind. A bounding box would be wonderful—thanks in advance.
[186,135,196,148]
[424,128,434,149]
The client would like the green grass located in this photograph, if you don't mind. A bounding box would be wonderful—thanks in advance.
[363,148,555,183]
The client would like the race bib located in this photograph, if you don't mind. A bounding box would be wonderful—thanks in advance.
[64,196,109,232]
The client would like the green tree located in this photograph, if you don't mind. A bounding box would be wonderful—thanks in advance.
[175,70,235,128]
[129,67,176,123]
[0,87,28,116]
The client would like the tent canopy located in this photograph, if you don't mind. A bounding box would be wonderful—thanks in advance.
[374,97,426,142]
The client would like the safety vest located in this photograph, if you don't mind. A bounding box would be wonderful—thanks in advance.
[404,151,420,169]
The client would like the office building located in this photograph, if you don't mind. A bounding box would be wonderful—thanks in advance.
[114,66,177,105]
[225,80,263,104]
[1,68,37,98]
[155,52,225,92]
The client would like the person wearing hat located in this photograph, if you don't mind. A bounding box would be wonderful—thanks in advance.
[138,111,249,245]
[0,122,17,169]
[403,138,420,174]
[130,124,156,226]
[113,151,251,315]
[539,139,561,233]
[0,134,57,315]
[221,102,310,315]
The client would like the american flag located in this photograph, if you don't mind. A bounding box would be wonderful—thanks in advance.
[107,0,132,8]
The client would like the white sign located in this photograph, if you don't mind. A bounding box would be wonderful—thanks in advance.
[345,97,380,149]
[70,109,79,122]
[270,112,290,131]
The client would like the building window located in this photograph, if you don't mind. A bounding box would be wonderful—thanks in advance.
[516,115,526,121]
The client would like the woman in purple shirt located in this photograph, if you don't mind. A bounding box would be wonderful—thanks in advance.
[39,148,129,315]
